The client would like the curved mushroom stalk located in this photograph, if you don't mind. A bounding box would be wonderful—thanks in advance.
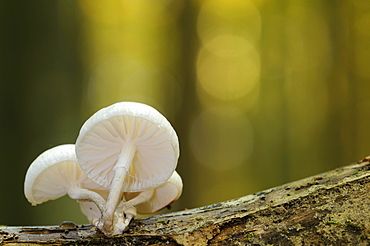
[117,189,154,214]
[68,187,106,214]
[78,189,110,225]
[125,171,183,214]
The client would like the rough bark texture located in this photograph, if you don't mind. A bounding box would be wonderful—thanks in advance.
[1,157,370,245]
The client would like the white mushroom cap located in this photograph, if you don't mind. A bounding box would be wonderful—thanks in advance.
[75,101,180,192]
[124,171,183,214]
[24,144,105,206]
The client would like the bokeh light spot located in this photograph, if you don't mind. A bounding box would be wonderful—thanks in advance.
[197,0,261,45]
[197,35,260,100]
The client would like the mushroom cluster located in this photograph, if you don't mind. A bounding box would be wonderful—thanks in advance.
[24,102,182,236]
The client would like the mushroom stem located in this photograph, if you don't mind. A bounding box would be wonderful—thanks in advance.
[67,187,106,213]
[118,189,154,213]
[102,143,136,234]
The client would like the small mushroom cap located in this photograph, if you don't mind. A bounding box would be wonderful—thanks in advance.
[75,102,180,192]
[24,144,103,206]
[125,171,183,214]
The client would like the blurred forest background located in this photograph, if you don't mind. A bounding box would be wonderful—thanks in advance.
[1,0,370,226]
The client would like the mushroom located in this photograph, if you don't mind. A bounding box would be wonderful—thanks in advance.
[75,102,179,236]
[24,144,107,220]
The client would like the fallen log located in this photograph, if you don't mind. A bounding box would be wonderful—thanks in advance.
[1,157,370,245]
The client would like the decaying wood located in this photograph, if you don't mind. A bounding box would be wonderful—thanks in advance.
[1,157,370,245]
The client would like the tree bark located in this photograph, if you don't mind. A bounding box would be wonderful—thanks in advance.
[1,157,370,245]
